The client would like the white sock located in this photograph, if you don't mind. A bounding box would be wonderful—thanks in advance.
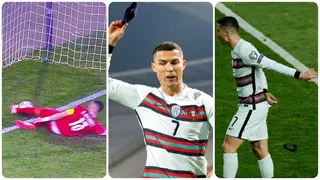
[223,153,238,178]
[258,153,274,178]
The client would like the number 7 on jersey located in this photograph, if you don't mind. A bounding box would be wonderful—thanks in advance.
[171,120,180,136]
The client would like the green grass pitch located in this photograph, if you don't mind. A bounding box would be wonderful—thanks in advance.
[2,60,106,178]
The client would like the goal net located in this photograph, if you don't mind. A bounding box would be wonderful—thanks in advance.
[2,2,107,70]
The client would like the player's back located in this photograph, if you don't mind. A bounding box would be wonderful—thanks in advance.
[54,105,101,136]
[136,86,212,178]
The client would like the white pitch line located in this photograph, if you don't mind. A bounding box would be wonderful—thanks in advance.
[216,3,318,85]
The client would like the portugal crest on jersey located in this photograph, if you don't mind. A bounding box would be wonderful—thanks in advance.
[187,107,197,120]
[171,105,181,118]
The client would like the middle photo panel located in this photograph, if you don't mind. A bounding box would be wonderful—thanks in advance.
[107,2,213,178]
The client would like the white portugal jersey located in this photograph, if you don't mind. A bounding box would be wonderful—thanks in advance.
[231,39,298,109]
[108,54,213,178]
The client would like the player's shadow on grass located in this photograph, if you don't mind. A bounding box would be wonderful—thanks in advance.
[37,127,106,151]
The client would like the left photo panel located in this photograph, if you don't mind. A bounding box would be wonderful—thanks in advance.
[2,2,106,178]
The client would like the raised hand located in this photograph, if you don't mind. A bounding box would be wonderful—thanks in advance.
[108,20,128,46]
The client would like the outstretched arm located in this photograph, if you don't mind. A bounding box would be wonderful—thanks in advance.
[93,122,106,136]
[33,110,70,123]
[239,44,318,82]
[109,77,150,109]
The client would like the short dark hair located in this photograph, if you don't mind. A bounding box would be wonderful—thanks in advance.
[216,16,239,32]
[152,41,183,58]
[93,100,104,112]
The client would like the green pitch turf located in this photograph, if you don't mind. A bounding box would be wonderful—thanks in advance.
[223,2,318,69]
[2,60,106,178]
[215,3,318,178]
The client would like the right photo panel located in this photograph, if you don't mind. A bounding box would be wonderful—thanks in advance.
[215,2,318,178]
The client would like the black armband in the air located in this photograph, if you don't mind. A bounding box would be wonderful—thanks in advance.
[294,70,301,79]
[109,45,114,54]
[263,89,268,93]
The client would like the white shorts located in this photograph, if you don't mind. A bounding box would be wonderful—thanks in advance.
[226,102,271,141]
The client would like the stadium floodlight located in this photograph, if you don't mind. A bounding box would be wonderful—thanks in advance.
[2,2,107,70]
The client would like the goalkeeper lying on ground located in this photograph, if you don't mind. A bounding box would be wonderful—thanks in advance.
[10,101,106,136]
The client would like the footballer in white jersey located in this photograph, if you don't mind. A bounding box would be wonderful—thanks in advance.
[216,16,317,178]
[108,20,213,178]
[227,38,299,141]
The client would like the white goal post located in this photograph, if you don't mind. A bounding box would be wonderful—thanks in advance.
[2,2,107,70]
